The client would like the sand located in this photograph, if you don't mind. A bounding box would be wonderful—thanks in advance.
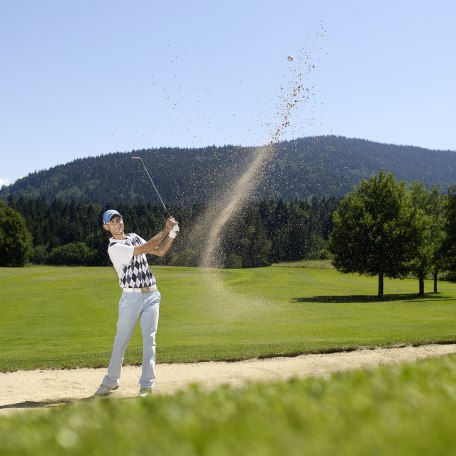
[1,343,456,416]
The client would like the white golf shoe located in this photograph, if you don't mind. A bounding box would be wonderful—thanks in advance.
[139,387,153,396]
[95,384,119,396]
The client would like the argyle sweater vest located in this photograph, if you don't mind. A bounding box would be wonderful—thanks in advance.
[110,234,155,288]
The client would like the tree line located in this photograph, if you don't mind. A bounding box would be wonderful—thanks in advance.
[2,195,338,269]
[329,171,454,297]
[3,171,456,298]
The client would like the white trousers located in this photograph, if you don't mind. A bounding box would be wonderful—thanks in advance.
[102,289,160,389]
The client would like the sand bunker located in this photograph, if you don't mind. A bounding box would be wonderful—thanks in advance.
[1,344,456,416]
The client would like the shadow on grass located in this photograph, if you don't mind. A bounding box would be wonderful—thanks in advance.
[0,397,96,412]
[0,395,143,412]
[294,293,447,303]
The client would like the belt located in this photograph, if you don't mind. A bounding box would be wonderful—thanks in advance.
[122,285,157,293]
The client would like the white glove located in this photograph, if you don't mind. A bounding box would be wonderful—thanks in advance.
[168,224,180,239]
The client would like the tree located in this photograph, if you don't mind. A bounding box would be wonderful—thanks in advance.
[47,242,97,266]
[0,201,33,267]
[329,171,417,298]
[224,205,272,268]
[266,199,290,263]
[409,183,447,294]
[284,200,310,261]
[441,185,456,275]
[31,244,49,264]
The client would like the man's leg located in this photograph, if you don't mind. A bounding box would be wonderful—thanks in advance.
[101,293,142,388]
[139,290,160,389]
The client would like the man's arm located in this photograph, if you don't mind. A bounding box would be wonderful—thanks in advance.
[133,217,177,256]
[148,234,175,257]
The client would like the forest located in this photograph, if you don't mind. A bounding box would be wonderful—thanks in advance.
[4,172,456,298]
[5,195,338,268]
[2,136,456,206]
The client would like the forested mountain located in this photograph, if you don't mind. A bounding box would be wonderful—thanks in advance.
[2,136,456,205]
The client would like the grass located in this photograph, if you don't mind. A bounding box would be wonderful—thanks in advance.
[0,265,456,372]
[1,353,456,455]
[273,259,335,269]
[1,265,456,454]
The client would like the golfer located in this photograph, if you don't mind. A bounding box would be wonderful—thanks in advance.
[95,209,179,396]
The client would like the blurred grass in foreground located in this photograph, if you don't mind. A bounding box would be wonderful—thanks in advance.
[1,354,456,455]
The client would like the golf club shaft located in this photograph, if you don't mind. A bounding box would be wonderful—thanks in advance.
[132,157,171,217]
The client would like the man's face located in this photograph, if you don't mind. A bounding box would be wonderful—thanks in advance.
[104,215,124,237]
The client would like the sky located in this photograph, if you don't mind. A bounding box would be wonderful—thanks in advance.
[1,0,455,186]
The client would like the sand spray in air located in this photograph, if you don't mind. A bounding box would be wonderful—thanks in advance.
[195,48,321,270]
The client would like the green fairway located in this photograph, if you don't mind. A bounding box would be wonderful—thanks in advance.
[0,265,455,372]
[1,354,456,455]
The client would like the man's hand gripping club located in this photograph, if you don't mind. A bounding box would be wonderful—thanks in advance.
[134,217,179,257]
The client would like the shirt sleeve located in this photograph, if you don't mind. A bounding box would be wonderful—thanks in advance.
[108,242,134,273]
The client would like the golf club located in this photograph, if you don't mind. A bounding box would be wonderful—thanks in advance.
[132,156,171,218]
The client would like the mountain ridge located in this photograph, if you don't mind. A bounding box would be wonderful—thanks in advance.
[1,135,455,205]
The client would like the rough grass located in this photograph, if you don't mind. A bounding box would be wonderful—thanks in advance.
[273,259,335,269]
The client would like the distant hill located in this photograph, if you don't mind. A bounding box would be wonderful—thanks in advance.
[1,136,456,205]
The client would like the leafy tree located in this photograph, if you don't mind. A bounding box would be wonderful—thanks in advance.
[0,201,33,266]
[225,253,243,269]
[47,242,97,266]
[169,248,199,267]
[223,205,272,268]
[329,171,418,297]
[441,185,456,275]
[284,200,310,261]
[305,234,330,260]
[409,183,447,294]
[266,199,290,263]
[31,245,49,265]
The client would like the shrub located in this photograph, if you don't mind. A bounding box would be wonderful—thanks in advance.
[47,242,97,266]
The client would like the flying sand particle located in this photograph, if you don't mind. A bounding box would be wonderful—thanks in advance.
[187,23,327,269]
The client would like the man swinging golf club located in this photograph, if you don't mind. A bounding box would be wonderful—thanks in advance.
[95,209,179,396]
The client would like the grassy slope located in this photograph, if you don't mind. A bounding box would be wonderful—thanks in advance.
[0,265,455,372]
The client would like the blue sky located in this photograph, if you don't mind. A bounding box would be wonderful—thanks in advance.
[1,0,455,186]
